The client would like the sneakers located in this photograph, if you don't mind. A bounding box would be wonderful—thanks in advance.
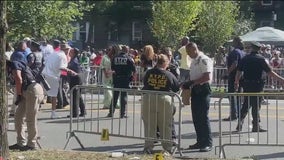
[51,112,60,119]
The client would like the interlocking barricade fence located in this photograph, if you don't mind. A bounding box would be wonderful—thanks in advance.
[64,85,184,156]
[215,92,284,159]
[212,67,284,91]
[88,65,144,89]
[88,65,284,91]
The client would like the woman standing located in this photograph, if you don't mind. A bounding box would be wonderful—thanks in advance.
[100,45,121,109]
[142,54,180,154]
[67,48,86,117]
[80,51,90,85]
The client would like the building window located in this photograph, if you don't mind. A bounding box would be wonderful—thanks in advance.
[261,0,273,6]
[260,20,273,27]
[132,21,142,41]
[108,21,118,41]
[79,23,87,42]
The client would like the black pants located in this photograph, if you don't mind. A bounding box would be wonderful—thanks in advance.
[57,75,69,108]
[191,84,212,147]
[109,78,130,117]
[239,82,263,126]
[69,75,86,116]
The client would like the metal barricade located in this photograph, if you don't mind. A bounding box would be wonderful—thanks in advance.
[216,92,284,158]
[211,67,284,92]
[64,85,184,156]
[88,65,144,89]
[212,67,227,90]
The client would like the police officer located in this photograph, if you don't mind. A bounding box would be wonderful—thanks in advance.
[27,41,44,78]
[234,41,284,132]
[107,45,136,118]
[7,58,44,151]
[9,41,28,117]
[184,42,213,152]
[141,54,180,154]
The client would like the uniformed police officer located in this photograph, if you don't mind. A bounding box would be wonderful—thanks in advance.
[184,42,213,152]
[27,41,44,80]
[107,45,136,118]
[142,54,180,154]
[234,41,284,132]
[7,59,44,151]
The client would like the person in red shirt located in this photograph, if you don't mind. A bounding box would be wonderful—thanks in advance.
[92,51,103,66]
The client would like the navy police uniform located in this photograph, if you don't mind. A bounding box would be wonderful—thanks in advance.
[27,41,44,83]
[189,53,213,150]
[236,47,271,132]
[107,52,136,118]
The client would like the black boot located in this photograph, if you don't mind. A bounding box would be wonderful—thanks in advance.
[252,125,267,132]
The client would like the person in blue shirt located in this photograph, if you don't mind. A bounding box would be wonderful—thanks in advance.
[10,41,28,64]
[7,59,44,151]
[224,37,245,121]
[66,48,86,117]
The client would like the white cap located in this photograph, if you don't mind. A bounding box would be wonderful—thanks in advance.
[23,37,31,41]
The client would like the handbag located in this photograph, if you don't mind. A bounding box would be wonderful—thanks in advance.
[180,88,191,105]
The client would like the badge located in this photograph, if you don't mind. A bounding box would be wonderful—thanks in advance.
[202,59,207,65]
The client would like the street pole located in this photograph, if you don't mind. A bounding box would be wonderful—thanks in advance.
[0,0,9,159]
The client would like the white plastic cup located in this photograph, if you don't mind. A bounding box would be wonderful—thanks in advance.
[111,152,124,158]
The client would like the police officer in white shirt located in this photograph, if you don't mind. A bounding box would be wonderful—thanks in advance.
[183,42,213,152]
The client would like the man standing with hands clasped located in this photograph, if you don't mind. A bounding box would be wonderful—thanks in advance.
[182,42,213,152]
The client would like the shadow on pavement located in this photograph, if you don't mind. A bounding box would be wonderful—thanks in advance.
[246,151,284,160]
[72,143,145,152]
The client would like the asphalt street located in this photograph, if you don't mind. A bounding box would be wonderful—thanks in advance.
[7,92,284,160]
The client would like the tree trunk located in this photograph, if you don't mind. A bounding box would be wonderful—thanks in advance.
[0,1,9,160]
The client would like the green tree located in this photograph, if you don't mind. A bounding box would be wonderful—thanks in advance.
[0,1,9,159]
[7,1,93,41]
[234,0,255,36]
[196,1,239,56]
[149,1,202,48]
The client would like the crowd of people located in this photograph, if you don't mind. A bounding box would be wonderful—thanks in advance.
[6,35,284,154]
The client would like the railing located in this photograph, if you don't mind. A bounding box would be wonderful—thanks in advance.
[86,65,284,91]
[214,92,284,159]
[64,85,184,156]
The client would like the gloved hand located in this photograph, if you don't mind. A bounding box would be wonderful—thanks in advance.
[181,80,194,89]
[14,95,22,105]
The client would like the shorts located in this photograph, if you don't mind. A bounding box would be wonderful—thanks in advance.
[44,75,60,97]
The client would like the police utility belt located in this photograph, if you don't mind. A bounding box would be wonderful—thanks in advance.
[23,80,36,90]
[243,79,264,84]
[191,83,211,95]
